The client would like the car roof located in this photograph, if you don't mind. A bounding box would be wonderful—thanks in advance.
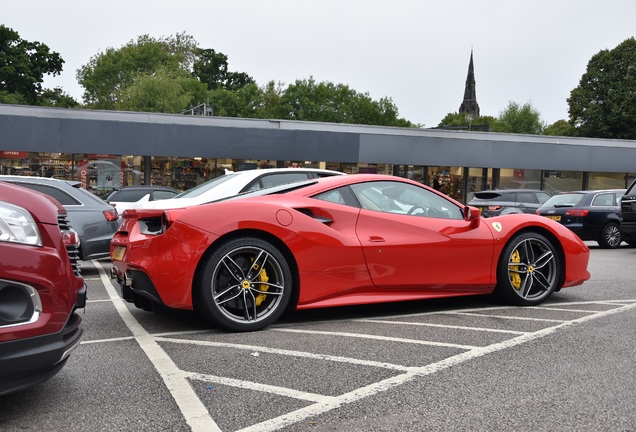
[0,174,81,187]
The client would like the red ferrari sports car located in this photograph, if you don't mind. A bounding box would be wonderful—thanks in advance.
[110,174,590,332]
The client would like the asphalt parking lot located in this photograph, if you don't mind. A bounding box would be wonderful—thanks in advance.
[1,243,635,432]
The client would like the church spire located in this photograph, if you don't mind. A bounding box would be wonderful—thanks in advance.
[459,50,480,118]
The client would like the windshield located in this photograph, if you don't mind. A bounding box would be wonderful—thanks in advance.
[173,174,236,199]
[544,193,584,207]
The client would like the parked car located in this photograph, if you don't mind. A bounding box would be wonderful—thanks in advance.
[620,179,636,245]
[536,189,626,249]
[0,176,119,260]
[105,185,179,213]
[0,182,85,396]
[468,189,552,217]
[111,174,590,332]
[136,168,345,210]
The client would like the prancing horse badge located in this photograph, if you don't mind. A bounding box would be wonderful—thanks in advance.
[492,222,502,232]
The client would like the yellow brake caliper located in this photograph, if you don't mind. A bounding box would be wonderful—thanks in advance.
[510,249,522,290]
[252,263,269,306]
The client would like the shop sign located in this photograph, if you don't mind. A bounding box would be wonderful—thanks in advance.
[89,154,116,159]
[78,160,89,189]
[1,151,28,159]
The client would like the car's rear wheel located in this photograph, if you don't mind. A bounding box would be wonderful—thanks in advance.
[598,222,621,249]
[495,232,560,306]
[195,237,292,332]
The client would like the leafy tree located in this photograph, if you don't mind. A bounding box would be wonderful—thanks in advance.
[568,37,636,139]
[493,101,545,134]
[77,33,198,109]
[544,119,577,137]
[0,25,64,104]
[116,67,207,113]
[275,77,411,126]
[437,112,497,131]
[193,48,255,91]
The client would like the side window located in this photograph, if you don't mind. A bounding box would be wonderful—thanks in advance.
[153,190,178,201]
[592,193,613,206]
[14,182,80,206]
[313,186,358,207]
[350,181,463,220]
[500,192,516,203]
[516,192,536,204]
[245,173,310,192]
[536,192,552,204]
[259,173,310,189]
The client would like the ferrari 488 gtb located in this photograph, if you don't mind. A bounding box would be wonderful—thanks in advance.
[110,174,590,332]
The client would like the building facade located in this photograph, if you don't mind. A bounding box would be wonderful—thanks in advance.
[1,104,635,203]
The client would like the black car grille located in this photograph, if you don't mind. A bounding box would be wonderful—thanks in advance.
[58,213,82,277]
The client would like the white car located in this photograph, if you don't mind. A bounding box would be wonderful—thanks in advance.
[136,168,345,210]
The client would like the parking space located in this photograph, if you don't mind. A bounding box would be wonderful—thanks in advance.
[2,247,636,431]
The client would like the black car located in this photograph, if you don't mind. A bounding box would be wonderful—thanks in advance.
[619,179,636,245]
[468,189,552,217]
[536,189,625,248]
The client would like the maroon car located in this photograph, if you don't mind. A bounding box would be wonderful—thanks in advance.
[0,182,86,396]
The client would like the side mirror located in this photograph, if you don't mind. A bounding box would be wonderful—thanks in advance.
[464,206,481,228]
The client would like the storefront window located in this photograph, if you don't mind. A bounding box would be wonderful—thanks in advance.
[588,172,632,189]
[499,168,543,191]
[544,171,583,193]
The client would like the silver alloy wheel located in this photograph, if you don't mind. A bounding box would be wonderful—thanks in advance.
[506,237,557,301]
[603,223,621,248]
[211,245,286,325]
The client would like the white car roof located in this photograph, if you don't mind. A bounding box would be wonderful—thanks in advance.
[138,168,344,210]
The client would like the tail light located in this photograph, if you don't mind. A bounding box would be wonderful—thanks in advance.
[565,209,589,217]
[103,209,119,221]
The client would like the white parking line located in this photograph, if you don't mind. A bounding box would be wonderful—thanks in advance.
[354,319,528,335]
[274,328,478,350]
[156,336,412,372]
[448,311,566,322]
[185,371,336,403]
[92,261,221,432]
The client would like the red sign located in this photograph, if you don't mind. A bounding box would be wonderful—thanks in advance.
[78,160,89,189]
[89,154,116,159]
[1,151,28,159]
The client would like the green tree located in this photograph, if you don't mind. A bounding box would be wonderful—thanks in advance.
[193,48,255,91]
[77,33,198,109]
[437,112,497,131]
[493,101,545,134]
[116,67,207,113]
[276,77,411,126]
[544,119,577,137]
[0,25,65,105]
[568,37,636,139]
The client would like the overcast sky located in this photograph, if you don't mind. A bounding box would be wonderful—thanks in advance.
[4,0,635,127]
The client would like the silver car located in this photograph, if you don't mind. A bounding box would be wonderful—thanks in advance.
[0,175,119,260]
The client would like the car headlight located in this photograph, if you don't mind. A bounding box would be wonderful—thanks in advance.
[0,201,42,246]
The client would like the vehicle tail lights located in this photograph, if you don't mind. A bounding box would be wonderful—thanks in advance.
[103,209,119,222]
[565,209,589,217]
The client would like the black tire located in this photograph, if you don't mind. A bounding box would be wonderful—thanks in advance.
[195,237,292,332]
[598,222,621,249]
[495,232,560,306]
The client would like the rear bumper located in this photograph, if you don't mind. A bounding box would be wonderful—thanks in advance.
[620,221,636,240]
[0,312,83,396]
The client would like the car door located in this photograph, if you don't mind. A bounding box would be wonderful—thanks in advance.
[350,181,495,294]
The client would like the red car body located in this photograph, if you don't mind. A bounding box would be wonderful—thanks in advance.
[111,174,590,331]
[0,182,86,395]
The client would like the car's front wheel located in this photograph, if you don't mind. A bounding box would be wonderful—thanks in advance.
[598,222,621,249]
[495,232,560,306]
[195,237,292,332]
